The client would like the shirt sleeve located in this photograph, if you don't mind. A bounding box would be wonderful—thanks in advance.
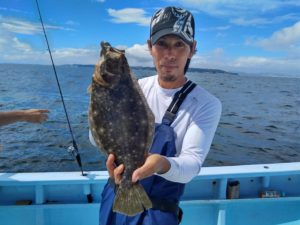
[158,98,222,183]
[89,130,97,146]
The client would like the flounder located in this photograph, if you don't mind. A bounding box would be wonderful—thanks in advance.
[88,42,154,216]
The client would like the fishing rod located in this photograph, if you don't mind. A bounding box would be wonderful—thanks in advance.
[35,0,85,176]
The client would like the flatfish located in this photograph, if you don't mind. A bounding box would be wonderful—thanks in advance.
[88,41,154,216]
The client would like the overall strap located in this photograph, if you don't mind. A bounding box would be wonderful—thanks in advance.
[162,80,196,125]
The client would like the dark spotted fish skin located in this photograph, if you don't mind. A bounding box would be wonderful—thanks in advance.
[88,41,154,216]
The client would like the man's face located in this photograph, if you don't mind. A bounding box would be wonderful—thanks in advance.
[148,35,196,88]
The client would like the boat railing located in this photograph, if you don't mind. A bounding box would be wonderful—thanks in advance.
[0,162,299,225]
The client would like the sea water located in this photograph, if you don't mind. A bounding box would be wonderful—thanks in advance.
[0,64,299,172]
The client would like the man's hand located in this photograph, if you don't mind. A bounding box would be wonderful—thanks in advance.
[106,153,171,184]
[22,109,49,123]
[132,154,171,183]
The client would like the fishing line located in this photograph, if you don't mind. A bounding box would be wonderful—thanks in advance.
[35,0,84,176]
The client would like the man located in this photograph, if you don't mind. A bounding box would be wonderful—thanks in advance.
[93,6,221,225]
[0,109,49,126]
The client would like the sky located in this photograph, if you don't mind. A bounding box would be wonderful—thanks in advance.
[0,0,300,76]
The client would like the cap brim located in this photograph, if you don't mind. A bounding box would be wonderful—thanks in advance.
[151,28,193,46]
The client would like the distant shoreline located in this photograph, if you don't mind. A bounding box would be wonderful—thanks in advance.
[71,64,239,75]
[0,63,238,76]
[1,63,300,78]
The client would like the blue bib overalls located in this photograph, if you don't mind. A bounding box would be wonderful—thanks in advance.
[99,81,196,225]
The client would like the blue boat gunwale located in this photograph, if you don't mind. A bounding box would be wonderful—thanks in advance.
[0,162,299,225]
[0,161,299,185]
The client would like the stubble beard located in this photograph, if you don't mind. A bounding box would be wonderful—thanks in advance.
[160,73,177,82]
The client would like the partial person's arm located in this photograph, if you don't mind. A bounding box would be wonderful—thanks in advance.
[0,109,49,126]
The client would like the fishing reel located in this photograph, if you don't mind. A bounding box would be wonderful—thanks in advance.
[67,145,78,158]
[67,144,85,176]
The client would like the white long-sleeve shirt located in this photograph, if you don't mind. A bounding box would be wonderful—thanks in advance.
[138,75,221,183]
[89,75,221,184]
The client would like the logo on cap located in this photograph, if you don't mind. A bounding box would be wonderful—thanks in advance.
[150,7,195,46]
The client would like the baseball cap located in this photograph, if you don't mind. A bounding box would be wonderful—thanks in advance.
[150,7,195,46]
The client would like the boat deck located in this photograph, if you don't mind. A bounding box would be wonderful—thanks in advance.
[1,162,300,225]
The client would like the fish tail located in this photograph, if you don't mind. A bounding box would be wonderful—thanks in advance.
[113,183,152,216]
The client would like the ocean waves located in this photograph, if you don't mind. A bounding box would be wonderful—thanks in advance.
[0,64,299,172]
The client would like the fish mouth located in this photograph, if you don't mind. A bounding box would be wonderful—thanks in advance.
[93,41,128,88]
[101,41,125,56]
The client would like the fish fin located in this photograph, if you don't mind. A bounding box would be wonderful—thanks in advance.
[113,183,152,216]
[87,84,92,93]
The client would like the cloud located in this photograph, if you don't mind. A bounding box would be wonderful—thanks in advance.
[0,42,99,65]
[107,8,151,26]
[0,15,83,65]
[124,44,153,66]
[231,13,300,26]
[230,17,271,26]
[0,7,27,14]
[249,21,300,52]
[51,48,99,64]
[0,15,298,76]
[1,17,42,34]
[12,37,33,52]
[0,16,74,35]
[190,48,229,70]
[199,25,231,32]
[166,0,300,37]
[212,48,224,57]
[65,20,80,26]
[0,35,151,66]
[1,34,299,76]
[188,47,300,76]
[231,56,300,75]
[0,24,98,64]
[166,0,300,17]
[0,15,94,64]
[0,32,45,62]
